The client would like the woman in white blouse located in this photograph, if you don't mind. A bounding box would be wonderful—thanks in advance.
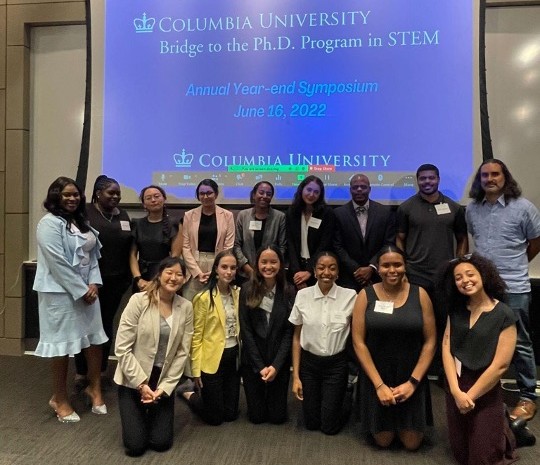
[289,251,357,435]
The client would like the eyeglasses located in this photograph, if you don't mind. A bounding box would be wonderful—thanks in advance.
[449,253,472,264]
[198,191,215,198]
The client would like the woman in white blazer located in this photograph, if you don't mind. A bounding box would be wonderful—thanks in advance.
[114,257,193,457]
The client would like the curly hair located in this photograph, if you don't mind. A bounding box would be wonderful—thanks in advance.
[243,245,287,309]
[43,176,89,232]
[435,253,507,314]
[469,158,522,202]
[289,175,326,216]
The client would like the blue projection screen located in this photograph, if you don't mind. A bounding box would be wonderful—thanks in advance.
[91,0,481,205]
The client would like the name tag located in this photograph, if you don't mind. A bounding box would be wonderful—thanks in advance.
[330,312,348,324]
[260,296,273,313]
[374,300,394,314]
[454,356,462,377]
[249,220,262,231]
[307,217,322,229]
[435,203,451,215]
[120,220,131,231]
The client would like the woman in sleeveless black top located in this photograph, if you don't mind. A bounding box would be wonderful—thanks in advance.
[352,245,436,450]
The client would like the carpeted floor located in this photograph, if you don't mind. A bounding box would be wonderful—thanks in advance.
[1,354,538,465]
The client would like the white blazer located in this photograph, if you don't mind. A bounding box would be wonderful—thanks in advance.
[114,292,193,396]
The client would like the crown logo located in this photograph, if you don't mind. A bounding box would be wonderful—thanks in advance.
[173,149,194,168]
[134,13,155,33]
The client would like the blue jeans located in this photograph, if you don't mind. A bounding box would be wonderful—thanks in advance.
[505,293,537,401]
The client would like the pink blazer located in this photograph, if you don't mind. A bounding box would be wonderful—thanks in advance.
[182,205,235,279]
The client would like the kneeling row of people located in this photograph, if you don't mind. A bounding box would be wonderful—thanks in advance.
[114,247,520,465]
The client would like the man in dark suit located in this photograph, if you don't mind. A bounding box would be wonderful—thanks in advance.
[334,174,396,291]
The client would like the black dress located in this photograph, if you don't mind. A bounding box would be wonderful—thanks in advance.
[358,285,433,434]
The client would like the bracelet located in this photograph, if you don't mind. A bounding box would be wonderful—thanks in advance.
[375,382,385,391]
[133,276,142,283]
[409,376,420,387]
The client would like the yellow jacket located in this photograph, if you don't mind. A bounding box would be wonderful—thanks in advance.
[190,286,240,377]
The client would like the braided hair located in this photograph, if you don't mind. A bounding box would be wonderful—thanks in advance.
[91,175,119,204]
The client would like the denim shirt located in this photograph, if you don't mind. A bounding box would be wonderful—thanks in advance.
[466,196,540,293]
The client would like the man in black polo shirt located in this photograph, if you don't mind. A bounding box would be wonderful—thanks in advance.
[396,164,468,374]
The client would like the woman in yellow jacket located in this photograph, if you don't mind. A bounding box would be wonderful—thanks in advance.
[179,249,241,425]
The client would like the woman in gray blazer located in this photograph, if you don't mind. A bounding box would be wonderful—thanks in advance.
[233,181,287,282]
[114,257,193,457]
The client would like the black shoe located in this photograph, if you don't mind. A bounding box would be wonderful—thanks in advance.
[510,418,537,448]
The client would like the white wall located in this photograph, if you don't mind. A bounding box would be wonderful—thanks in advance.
[29,25,86,258]
[485,6,540,276]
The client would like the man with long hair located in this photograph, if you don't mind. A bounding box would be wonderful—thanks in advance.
[466,158,540,421]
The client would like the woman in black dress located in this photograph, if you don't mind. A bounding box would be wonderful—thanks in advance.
[130,185,181,291]
[352,245,436,450]
[286,175,335,290]
[74,175,132,386]
[439,253,518,465]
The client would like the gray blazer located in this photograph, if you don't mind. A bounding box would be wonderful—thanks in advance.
[233,207,287,271]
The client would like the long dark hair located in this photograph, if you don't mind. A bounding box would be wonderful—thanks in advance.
[43,176,89,232]
[469,158,522,202]
[289,175,326,216]
[436,253,507,314]
[91,175,119,204]
[145,256,186,307]
[194,249,237,310]
[244,245,286,309]
[139,185,172,242]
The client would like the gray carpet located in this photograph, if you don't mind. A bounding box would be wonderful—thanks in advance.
[1,355,538,465]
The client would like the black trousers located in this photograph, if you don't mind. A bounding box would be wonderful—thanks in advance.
[189,346,240,425]
[300,349,348,435]
[75,275,130,374]
[117,367,174,457]
[241,363,290,424]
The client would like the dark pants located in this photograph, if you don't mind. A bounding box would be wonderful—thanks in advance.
[446,367,517,465]
[241,364,290,424]
[75,275,130,374]
[300,349,348,435]
[117,367,174,457]
[189,346,240,425]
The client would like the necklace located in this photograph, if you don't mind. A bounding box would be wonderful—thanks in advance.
[98,209,114,223]
[95,204,114,223]
[381,284,404,302]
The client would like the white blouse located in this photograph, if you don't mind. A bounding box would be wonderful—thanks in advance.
[289,283,356,356]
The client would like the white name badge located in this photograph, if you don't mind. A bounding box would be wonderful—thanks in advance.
[435,203,451,215]
[374,300,394,314]
[260,296,273,313]
[454,356,462,378]
[330,312,348,324]
[307,217,322,229]
[249,220,263,231]
[120,221,131,231]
